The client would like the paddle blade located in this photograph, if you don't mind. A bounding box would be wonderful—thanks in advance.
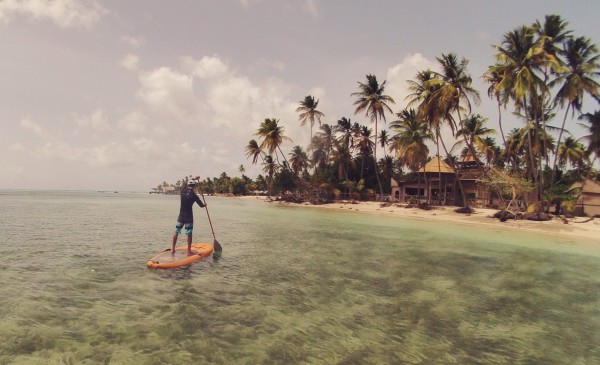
[213,239,223,252]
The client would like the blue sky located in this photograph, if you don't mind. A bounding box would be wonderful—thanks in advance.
[1,0,598,191]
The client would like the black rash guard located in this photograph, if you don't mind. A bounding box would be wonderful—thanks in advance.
[177,185,204,223]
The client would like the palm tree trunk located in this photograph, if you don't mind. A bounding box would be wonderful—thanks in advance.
[550,103,571,186]
[436,129,442,205]
[439,133,470,210]
[374,123,384,201]
[497,97,507,148]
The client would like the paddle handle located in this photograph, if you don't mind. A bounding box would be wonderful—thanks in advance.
[195,177,216,239]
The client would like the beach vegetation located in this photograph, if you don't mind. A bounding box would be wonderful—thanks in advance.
[154,14,599,216]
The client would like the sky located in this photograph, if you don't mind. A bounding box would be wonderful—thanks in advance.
[1,0,599,191]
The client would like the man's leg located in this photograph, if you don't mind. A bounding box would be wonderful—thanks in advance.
[173,222,184,253]
[185,223,194,255]
[172,233,178,253]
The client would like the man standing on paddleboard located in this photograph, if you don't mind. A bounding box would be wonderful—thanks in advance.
[172,176,205,255]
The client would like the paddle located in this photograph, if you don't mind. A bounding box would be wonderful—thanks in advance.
[195,177,223,253]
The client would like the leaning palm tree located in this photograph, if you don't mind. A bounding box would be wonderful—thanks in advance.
[296,95,325,141]
[245,139,264,165]
[352,74,396,200]
[482,68,510,149]
[255,118,292,167]
[550,36,600,178]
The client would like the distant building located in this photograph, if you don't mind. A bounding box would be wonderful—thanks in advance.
[391,155,501,208]
[572,179,600,216]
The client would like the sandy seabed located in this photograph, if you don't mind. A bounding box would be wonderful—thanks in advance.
[237,195,600,244]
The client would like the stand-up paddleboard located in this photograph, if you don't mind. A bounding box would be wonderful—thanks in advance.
[147,242,213,268]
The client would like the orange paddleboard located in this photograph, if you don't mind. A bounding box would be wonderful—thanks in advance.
[147,242,213,268]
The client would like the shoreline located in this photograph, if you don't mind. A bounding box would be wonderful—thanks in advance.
[236,195,600,244]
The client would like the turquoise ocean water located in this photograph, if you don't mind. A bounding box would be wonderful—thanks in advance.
[0,190,599,364]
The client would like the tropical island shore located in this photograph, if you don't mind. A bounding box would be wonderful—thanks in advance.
[237,195,600,244]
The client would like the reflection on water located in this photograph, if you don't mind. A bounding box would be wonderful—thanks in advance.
[0,191,599,364]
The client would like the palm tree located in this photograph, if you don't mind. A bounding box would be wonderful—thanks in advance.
[389,109,432,166]
[491,26,549,201]
[557,136,586,170]
[420,53,480,209]
[335,117,354,148]
[314,123,336,162]
[379,129,390,156]
[331,142,354,182]
[406,71,446,199]
[389,109,432,202]
[289,145,310,176]
[479,137,501,167]
[579,110,600,162]
[238,165,246,175]
[296,95,325,141]
[262,155,277,197]
[550,36,600,177]
[482,68,510,149]
[355,125,375,180]
[378,155,396,195]
[245,139,264,165]
[255,118,292,167]
[432,53,481,154]
[455,114,496,160]
[352,74,396,200]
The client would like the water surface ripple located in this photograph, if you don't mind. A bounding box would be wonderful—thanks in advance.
[0,191,598,364]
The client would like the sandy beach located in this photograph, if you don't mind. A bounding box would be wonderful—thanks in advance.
[238,196,600,243]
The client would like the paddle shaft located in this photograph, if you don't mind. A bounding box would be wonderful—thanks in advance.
[195,178,222,251]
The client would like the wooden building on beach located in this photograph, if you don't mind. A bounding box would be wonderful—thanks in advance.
[572,178,600,216]
[391,155,499,208]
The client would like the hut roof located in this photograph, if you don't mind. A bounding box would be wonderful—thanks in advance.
[570,178,600,194]
[419,156,454,173]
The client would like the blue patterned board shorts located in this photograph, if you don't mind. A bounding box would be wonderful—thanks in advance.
[175,222,193,235]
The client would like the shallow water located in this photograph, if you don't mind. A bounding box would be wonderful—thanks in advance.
[0,191,599,364]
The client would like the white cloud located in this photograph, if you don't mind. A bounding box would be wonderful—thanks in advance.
[72,109,113,132]
[120,53,139,71]
[386,53,438,111]
[0,0,107,28]
[9,142,25,151]
[20,115,43,134]
[137,66,200,123]
[120,35,146,48]
[132,137,156,153]
[88,143,134,167]
[118,110,148,134]
[38,141,81,161]
[184,55,229,80]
